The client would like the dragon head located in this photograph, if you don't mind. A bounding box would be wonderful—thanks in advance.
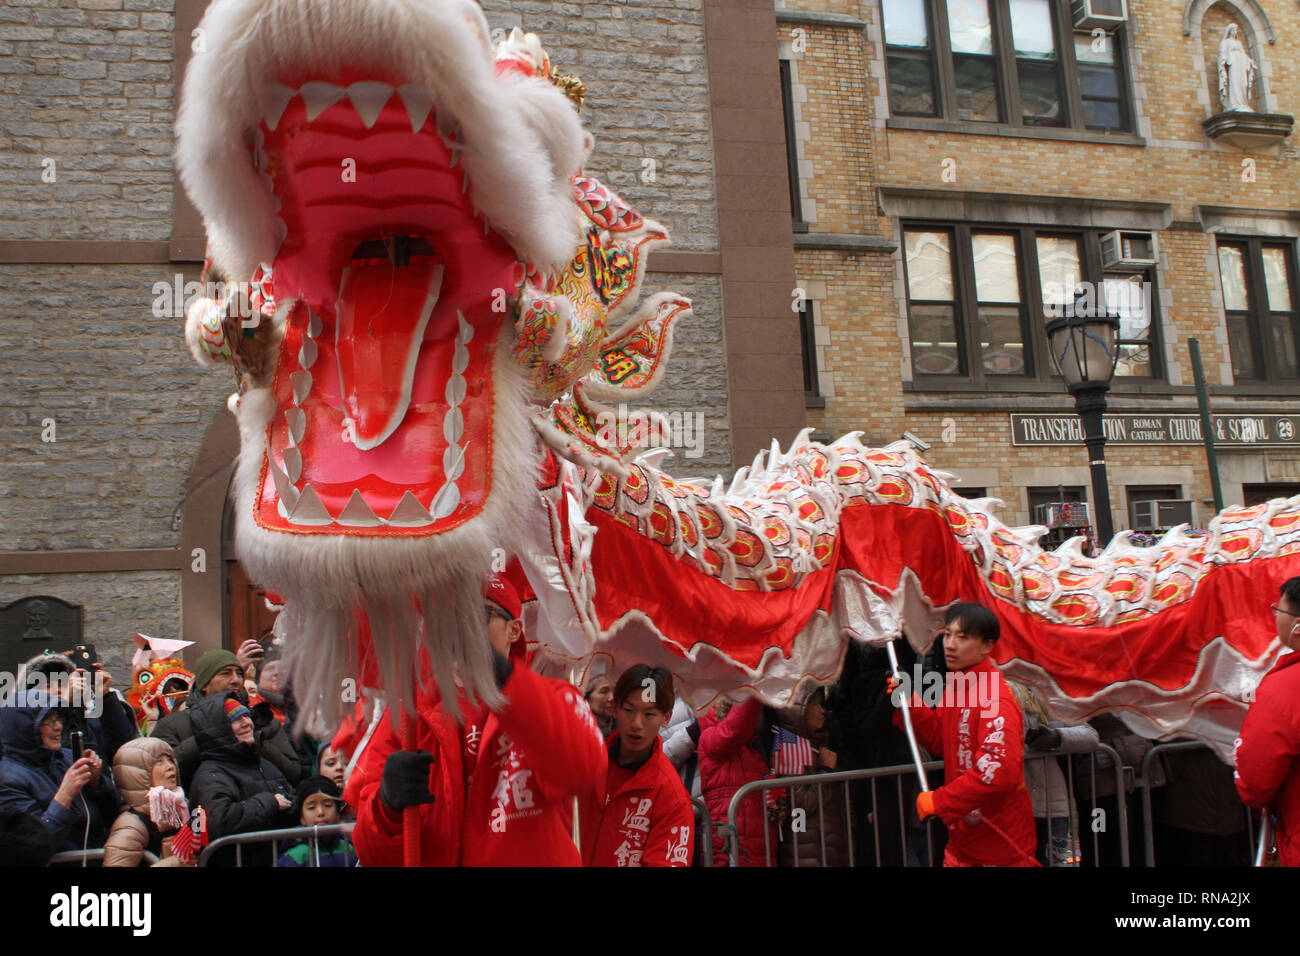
[177,0,689,716]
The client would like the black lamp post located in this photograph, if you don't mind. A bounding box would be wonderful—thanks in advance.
[1045,290,1120,547]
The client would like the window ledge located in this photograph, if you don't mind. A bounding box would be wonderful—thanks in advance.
[805,394,827,409]
[1210,383,1300,399]
[794,232,898,253]
[775,10,866,30]
[902,379,1189,396]
[885,116,1145,147]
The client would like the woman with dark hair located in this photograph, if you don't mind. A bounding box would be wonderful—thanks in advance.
[582,664,694,867]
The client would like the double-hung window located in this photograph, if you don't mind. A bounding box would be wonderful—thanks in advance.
[904,224,1161,385]
[882,0,1131,133]
[1217,239,1300,382]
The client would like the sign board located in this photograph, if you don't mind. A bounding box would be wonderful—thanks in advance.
[1010,413,1299,448]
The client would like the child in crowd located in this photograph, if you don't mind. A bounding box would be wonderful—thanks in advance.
[277,776,356,867]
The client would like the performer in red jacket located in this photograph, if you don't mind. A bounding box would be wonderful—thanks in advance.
[582,664,694,867]
[1235,576,1300,866]
[350,575,606,866]
[895,602,1037,866]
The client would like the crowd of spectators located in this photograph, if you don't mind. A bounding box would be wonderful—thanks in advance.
[2,578,1289,868]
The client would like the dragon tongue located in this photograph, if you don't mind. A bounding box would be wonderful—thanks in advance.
[333,261,444,450]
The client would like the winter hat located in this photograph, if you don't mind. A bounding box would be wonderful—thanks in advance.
[292,775,341,820]
[484,574,522,620]
[223,697,251,724]
[193,649,242,694]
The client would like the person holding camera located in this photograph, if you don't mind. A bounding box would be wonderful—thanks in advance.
[0,690,123,854]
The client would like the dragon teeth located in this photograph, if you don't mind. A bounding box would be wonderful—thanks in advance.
[281,446,302,483]
[298,338,317,370]
[285,408,306,445]
[397,84,434,132]
[307,307,322,340]
[430,481,461,520]
[336,489,381,527]
[288,485,333,525]
[290,370,312,405]
[262,83,295,130]
[347,81,394,128]
[300,81,346,121]
[387,490,434,526]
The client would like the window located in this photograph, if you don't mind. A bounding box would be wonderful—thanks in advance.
[778,60,807,231]
[798,299,823,403]
[1217,239,1300,383]
[904,223,1160,384]
[882,0,1131,133]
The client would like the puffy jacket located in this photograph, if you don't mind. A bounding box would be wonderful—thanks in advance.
[0,691,122,852]
[1235,651,1300,865]
[352,665,606,866]
[582,734,694,867]
[699,697,772,866]
[660,697,702,799]
[152,688,302,791]
[103,737,186,867]
[1023,718,1098,821]
[895,657,1038,866]
[189,692,295,866]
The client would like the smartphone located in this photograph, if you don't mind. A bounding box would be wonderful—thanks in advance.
[71,643,98,670]
[70,730,84,761]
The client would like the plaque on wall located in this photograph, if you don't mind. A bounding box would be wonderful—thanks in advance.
[0,596,84,674]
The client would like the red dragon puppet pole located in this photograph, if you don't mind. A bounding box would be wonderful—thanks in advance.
[401,711,421,867]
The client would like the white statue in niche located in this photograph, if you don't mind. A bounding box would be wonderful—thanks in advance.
[1217,23,1257,112]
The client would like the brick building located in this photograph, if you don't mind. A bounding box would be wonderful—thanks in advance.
[0,0,807,676]
[779,0,1299,541]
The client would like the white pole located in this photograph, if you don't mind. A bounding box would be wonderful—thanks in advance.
[885,640,930,792]
[1255,812,1273,866]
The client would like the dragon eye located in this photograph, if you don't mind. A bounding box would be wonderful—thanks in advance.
[138,672,153,685]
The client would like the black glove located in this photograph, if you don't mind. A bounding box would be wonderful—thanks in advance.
[491,649,513,690]
[686,718,701,744]
[379,750,437,812]
[1025,725,1062,751]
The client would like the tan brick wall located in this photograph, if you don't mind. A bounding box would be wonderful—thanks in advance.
[783,1,1300,536]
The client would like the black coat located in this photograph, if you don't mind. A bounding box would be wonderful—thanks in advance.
[189,692,295,866]
[152,688,303,792]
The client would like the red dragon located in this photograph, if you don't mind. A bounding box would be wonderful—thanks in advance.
[175,0,1299,757]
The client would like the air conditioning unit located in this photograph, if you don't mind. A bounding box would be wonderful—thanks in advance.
[1072,0,1127,30]
[1100,229,1157,270]
[1034,501,1092,527]
[1130,499,1195,529]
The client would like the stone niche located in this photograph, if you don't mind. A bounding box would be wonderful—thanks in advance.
[1192,1,1293,151]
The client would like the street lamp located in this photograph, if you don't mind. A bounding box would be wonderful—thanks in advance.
[1045,290,1120,547]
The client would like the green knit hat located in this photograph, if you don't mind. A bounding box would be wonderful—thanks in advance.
[193,649,242,695]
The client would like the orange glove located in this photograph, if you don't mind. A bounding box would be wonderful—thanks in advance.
[916,791,936,820]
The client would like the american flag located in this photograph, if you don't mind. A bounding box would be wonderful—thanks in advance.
[765,728,815,808]
[169,806,207,865]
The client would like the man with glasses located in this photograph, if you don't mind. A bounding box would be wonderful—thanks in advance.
[351,573,606,866]
[1235,577,1300,865]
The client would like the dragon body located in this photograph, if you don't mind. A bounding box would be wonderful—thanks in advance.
[177,0,1298,755]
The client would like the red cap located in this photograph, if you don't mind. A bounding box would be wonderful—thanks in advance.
[484,575,522,620]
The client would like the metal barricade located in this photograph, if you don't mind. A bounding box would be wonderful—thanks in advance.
[48,848,160,867]
[197,822,356,867]
[692,798,713,868]
[1137,740,1255,867]
[721,743,1129,867]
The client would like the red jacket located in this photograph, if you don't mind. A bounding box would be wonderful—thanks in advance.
[895,657,1037,866]
[582,734,694,867]
[699,697,772,867]
[1235,651,1300,866]
[351,665,605,866]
